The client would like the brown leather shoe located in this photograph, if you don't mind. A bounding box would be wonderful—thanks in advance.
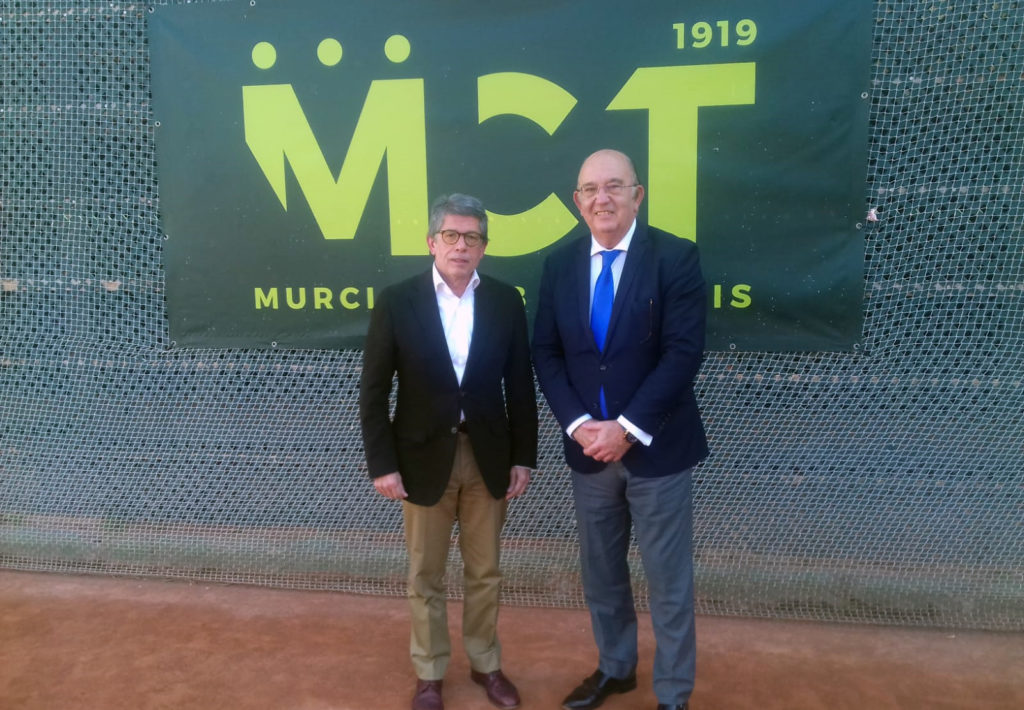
[412,679,443,710]
[470,669,521,709]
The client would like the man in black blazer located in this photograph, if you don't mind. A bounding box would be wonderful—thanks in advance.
[533,150,708,710]
[360,194,538,710]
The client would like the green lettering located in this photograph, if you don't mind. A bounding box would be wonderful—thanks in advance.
[340,287,360,310]
[285,287,306,309]
[607,63,756,242]
[731,284,752,308]
[314,287,333,309]
[254,287,279,309]
[477,73,579,256]
[243,80,428,253]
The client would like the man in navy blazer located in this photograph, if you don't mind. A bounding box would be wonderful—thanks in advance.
[533,150,708,710]
[360,194,538,710]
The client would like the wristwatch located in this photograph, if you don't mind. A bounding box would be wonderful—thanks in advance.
[622,427,638,444]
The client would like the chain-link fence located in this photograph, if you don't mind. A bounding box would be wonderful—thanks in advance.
[1,1,1022,630]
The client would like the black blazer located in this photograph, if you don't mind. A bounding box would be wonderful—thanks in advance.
[359,270,538,506]
[532,223,709,476]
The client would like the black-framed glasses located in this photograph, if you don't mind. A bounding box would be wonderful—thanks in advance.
[575,182,639,200]
[437,229,485,247]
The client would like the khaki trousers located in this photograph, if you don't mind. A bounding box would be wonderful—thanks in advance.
[402,433,507,680]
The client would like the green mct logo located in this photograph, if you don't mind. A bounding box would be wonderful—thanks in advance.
[243,35,755,256]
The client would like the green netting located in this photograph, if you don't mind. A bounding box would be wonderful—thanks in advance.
[1,0,1022,630]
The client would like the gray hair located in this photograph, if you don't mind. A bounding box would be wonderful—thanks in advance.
[428,193,488,241]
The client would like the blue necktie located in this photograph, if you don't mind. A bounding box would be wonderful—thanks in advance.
[591,250,620,417]
[591,250,619,351]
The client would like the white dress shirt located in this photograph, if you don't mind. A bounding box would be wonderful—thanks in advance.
[567,220,653,446]
[432,264,478,392]
[588,223,634,311]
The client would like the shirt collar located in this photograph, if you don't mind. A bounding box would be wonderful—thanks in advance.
[590,219,637,256]
[432,263,481,297]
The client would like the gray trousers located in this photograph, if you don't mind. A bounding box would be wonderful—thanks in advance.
[571,463,696,706]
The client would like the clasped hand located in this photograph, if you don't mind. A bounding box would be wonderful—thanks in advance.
[573,419,633,463]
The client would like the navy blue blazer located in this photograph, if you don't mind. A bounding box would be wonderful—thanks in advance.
[532,223,709,476]
[360,271,538,505]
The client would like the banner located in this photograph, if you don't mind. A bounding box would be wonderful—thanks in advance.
[149,0,871,351]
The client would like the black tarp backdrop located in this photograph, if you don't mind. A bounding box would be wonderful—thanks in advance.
[150,0,871,350]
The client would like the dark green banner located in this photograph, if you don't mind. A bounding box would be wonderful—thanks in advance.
[149,0,870,351]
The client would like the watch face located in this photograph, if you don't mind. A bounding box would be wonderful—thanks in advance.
[624,431,638,444]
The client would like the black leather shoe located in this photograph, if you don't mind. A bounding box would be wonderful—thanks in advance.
[655,704,689,710]
[561,669,637,710]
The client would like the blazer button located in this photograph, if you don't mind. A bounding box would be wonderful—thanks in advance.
[450,426,458,434]
[599,365,608,371]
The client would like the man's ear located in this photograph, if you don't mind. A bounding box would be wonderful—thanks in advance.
[633,184,646,208]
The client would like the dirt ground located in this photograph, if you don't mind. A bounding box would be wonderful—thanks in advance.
[0,570,1021,710]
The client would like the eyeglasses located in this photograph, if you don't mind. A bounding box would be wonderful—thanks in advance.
[437,229,486,247]
[575,182,639,200]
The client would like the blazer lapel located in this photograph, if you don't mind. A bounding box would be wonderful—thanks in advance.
[575,237,595,351]
[409,271,459,385]
[605,225,648,349]
[464,277,492,378]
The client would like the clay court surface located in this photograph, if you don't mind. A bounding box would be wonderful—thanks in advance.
[1,570,1021,710]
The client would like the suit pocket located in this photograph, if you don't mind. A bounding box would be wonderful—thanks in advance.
[629,295,656,344]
